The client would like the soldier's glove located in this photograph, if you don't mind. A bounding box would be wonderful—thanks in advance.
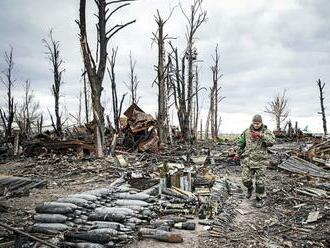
[251,131,261,140]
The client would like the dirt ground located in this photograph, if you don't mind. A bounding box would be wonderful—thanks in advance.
[0,144,329,248]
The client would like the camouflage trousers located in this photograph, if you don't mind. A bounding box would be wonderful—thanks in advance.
[241,165,266,199]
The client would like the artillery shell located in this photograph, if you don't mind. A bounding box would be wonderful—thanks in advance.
[69,193,98,202]
[30,223,69,234]
[174,222,196,230]
[33,213,67,223]
[114,199,150,207]
[36,202,77,214]
[61,242,106,248]
[95,207,134,216]
[57,197,89,207]
[65,228,121,244]
[88,213,127,222]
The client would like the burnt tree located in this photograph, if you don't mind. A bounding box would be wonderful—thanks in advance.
[82,69,90,123]
[193,66,200,139]
[107,47,127,133]
[0,47,16,140]
[16,80,41,137]
[179,0,206,141]
[265,90,289,131]
[124,51,140,105]
[108,48,127,155]
[153,10,172,144]
[210,44,224,140]
[168,45,185,135]
[36,114,43,134]
[42,30,64,136]
[77,0,135,156]
[317,79,327,136]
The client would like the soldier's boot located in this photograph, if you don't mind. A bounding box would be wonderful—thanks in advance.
[246,187,253,199]
[255,197,265,208]
[242,180,253,199]
[255,182,265,207]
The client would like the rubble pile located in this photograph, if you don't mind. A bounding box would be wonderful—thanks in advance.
[121,104,159,152]
[24,134,95,158]
[264,174,329,247]
[305,139,330,167]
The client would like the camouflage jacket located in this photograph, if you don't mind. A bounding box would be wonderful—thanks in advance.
[237,124,275,168]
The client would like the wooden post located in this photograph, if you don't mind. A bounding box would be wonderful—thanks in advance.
[317,79,327,136]
[200,119,203,140]
[13,130,19,156]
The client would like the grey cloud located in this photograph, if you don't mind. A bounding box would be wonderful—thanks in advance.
[0,0,329,132]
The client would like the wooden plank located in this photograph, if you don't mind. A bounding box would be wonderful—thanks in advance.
[278,157,330,178]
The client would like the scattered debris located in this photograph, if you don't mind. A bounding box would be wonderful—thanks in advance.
[305,139,330,167]
[122,104,160,152]
[1,138,329,247]
[278,156,330,178]
[306,211,320,223]
[0,175,47,198]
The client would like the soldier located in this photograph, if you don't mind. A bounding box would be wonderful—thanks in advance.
[235,114,275,208]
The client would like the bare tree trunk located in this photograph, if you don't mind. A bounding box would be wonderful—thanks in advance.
[16,80,40,137]
[213,49,218,138]
[276,116,281,131]
[182,0,206,142]
[169,47,185,133]
[0,47,16,140]
[194,66,199,138]
[288,120,293,138]
[125,52,140,105]
[13,130,19,156]
[265,90,289,131]
[77,0,135,157]
[78,89,82,125]
[83,70,89,123]
[205,107,211,140]
[24,80,30,136]
[317,79,327,136]
[167,117,173,144]
[37,115,43,134]
[165,67,173,144]
[199,119,203,140]
[43,30,64,137]
[107,48,127,135]
[210,44,224,139]
[95,122,103,155]
[294,121,298,136]
[154,11,168,144]
[295,121,299,142]
[210,87,215,141]
[108,50,127,154]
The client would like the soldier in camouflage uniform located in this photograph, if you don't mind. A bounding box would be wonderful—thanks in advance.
[235,114,275,208]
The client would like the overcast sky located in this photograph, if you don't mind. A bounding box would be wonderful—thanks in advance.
[0,0,329,133]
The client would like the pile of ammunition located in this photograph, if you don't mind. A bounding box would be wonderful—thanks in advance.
[30,186,158,247]
[29,173,243,246]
